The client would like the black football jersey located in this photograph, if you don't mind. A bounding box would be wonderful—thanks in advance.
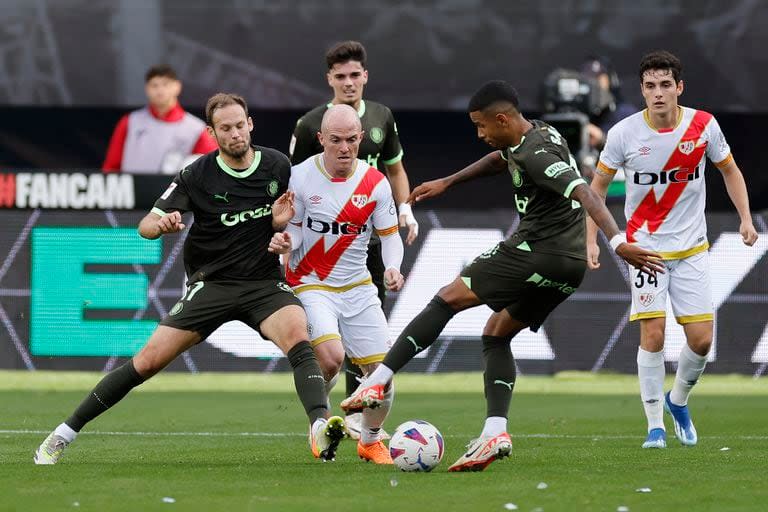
[152,145,290,282]
[501,120,587,260]
[290,100,403,171]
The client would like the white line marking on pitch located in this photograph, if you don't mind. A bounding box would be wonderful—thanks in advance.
[2,429,768,440]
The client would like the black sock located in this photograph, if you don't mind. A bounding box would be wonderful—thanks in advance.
[65,360,145,432]
[383,296,456,373]
[344,354,364,398]
[482,335,516,418]
[287,341,328,424]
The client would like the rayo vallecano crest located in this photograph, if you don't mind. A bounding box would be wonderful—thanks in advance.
[351,194,368,208]
[678,140,695,155]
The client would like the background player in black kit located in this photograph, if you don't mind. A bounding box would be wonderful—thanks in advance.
[34,93,345,465]
[342,80,664,472]
[289,41,418,439]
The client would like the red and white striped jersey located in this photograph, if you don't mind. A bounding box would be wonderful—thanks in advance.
[286,155,398,289]
[597,107,732,258]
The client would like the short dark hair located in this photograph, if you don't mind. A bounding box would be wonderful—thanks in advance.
[639,50,683,83]
[468,80,520,113]
[145,64,178,82]
[205,92,249,126]
[325,40,367,69]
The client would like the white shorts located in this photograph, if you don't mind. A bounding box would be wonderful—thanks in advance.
[629,250,713,324]
[297,283,390,365]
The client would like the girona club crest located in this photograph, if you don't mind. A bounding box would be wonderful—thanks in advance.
[678,140,695,155]
[639,293,655,307]
[351,194,368,208]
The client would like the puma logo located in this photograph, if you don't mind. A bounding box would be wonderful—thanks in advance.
[214,192,230,203]
[493,379,515,390]
[407,336,423,352]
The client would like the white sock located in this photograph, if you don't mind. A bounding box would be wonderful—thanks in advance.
[670,344,708,406]
[480,416,507,437]
[55,422,77,443]
[366,364,394,388]
[361,382,394,445]
[637,347,665,432]
[324,373,339,408]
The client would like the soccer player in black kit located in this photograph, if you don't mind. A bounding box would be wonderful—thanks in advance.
[342,81,664,472]
[289,40,418,439]
[34,93,345,465]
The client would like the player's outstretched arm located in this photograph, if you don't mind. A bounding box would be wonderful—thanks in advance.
[407,151,506,204]
[585,172,613,270]
[719,159,758,246]
[138,211,185,240]
[571,184,665,277]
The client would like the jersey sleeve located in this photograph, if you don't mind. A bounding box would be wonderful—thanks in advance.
[287,166,305,225]
[596,125,625,177]
[526,149,587,199]
[151,173,192,216]
[705,116,733,168]
[381,108,404,166]
[371,177,399,235]
[289,117,319,165]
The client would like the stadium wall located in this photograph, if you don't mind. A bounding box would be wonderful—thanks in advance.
[0,172,766,375]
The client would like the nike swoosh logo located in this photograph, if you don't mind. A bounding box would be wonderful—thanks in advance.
[407,336,423,352]
[464,444,481,457]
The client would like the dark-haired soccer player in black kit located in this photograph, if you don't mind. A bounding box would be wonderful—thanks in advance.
[34,93,346,465]
[342,80,664,472]
[289,40,418,440]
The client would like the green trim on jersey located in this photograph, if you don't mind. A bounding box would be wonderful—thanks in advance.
[508,135,526,154]
[151,207,166,217]
[216,151,262,179]
[563,178,587,198]
[382,149,404,166]
[326,99,366,118]
[516,241,532,252]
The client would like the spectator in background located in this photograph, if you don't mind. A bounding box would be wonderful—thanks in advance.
[581,56,637,151]
[102,65,217,174]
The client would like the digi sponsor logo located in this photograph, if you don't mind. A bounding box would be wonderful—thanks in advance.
[633,166,701,185]
[306,216,367,235]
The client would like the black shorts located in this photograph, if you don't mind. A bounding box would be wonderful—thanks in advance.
[160,279,303,339]
[460,243,586,332]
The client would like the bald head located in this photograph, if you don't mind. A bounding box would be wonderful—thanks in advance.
[321,104,362,133]
[318,104,364,178]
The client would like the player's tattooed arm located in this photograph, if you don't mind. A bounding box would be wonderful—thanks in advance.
[571,183,665,277]
[407,151,506,204]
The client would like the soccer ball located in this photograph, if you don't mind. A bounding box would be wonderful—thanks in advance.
[389,420,444,472]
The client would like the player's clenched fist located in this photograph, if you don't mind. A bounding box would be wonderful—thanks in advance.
[384,268,404,291]
[268,231,292,254]
[157,211,185,234]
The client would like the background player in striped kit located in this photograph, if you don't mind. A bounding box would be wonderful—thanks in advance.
[587,50,758,449]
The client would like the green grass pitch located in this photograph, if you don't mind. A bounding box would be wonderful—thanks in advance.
[1,371,766,511]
